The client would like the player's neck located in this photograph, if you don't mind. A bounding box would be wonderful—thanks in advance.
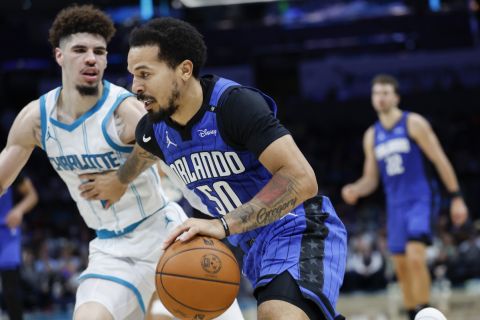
[170,79,203,126]
[378,107,402,129]
[57,82,104,122]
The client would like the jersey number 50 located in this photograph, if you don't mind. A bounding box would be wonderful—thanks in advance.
[197,181,243,215]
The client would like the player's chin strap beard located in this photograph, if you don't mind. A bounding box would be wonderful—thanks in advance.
[76,85,99,96]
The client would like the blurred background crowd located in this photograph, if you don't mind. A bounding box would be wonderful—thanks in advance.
[1,0,480,316]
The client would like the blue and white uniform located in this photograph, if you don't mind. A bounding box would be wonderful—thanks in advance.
[138,75,347,320]
[374,112,438,253]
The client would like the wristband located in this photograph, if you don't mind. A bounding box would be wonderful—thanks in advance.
[218,216,230,237]
[449,190,463,199]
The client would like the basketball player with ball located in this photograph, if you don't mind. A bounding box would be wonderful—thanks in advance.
[0,5,243,320]
[82,17,348,320]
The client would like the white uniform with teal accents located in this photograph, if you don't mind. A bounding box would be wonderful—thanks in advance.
[39,81,187,319]
[40,81,168,232]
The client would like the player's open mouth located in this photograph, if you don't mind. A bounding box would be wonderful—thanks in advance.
[144,99,156,111]
[81,69,99,82]
[137,94,156,110]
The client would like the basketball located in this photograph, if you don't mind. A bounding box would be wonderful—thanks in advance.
[155,236,241,319]
[414,307,447,320]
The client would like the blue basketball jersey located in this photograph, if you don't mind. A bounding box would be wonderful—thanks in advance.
[0,188,13,226]
[374,112,432,205]
[153,77,282,246]
[151,76,347,317]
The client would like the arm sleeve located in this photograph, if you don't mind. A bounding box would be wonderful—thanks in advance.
[219,88,290,157]
[135,114,164,159]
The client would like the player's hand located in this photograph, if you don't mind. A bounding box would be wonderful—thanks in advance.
[162,218,225,250]
[341,184,359,205]
[5,208,24,228]
[78,171,128,209]
[450,197,468,226]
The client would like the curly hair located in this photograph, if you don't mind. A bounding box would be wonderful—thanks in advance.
[48,4,116,48]
[129,17,207,78]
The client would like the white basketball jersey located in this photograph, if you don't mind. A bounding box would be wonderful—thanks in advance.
[39,81,168,232]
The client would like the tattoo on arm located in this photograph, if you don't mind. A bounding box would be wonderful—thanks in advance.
[117,146,158,184]
[227,174,300,234]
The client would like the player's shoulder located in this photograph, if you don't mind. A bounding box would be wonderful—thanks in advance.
[116,95,145,115]
[223,86,264,105]
[8,99,42,147]
[406,112,430,129]
[363,125,376,148]
[135,114,153,137]
[364,125,375,138]
[18,99,41,121]
[407,111,427,122]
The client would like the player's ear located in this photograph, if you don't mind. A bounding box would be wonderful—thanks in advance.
[178,60,193,81]
[54,47,63,67]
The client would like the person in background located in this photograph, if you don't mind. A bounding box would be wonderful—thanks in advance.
[0,175,38,320]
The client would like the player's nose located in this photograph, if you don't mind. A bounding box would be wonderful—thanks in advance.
[131,78,144,94]
[85,49,96,65]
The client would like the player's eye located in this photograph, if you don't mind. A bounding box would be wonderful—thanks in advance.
[94,49,107,55]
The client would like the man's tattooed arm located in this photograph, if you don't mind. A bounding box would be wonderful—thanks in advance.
[117,143,158,184]
[225,173,303,234]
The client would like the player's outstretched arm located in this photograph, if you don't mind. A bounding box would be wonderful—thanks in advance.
[0,101,40,196]
[162,134,318,247]
[341,126,379,205]
[408,113,468,225]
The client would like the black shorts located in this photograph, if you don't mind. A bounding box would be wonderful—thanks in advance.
[254,270,344,320]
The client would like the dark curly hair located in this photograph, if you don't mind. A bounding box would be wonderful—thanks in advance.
[48,4,116,49]
[129,17,207,78]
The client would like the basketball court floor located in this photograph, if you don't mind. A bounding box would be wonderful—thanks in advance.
[7,281,478,320]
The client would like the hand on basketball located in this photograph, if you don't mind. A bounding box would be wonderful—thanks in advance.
[450,197,468,226]
[5,208,24,228]
[78,171,128,209]
[162,218,225,250]
[341,184,359,205]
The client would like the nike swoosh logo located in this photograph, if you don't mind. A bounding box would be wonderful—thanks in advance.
[143,135,152,143]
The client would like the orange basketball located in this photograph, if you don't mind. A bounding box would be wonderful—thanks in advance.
[155,236,241,320]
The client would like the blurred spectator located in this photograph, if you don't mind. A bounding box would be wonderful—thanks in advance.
[343,233,387,292]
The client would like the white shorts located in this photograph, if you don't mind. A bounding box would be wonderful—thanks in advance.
[74,202,187,319]
[149,295,245,320]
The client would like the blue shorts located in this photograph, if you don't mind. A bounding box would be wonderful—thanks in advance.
[236,196,347,320]
[387,199,437,254]
[0,226,22,269]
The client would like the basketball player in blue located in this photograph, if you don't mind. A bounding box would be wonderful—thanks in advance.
[0,175,38,320]
[341,74,468,320]
[80,17,347,320]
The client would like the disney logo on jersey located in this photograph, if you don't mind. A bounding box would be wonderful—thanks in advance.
[197,128,217,138]
[49,151,120,172]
